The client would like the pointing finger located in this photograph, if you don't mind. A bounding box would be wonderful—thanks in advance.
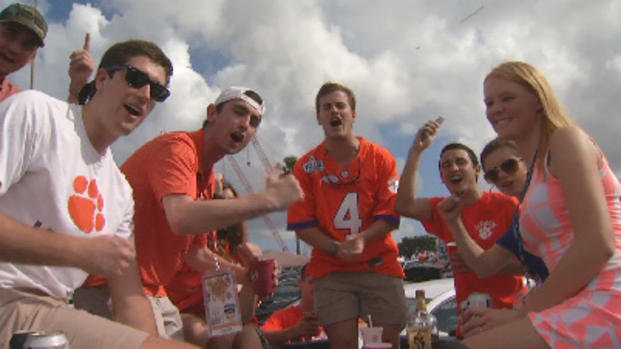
[83,33,90,51]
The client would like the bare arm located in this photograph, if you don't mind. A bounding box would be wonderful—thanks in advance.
[0,212,135,277]
[395,119,441,220]
[296,226,340,256]
[163,169,302,235]
[521,127,615,313]
[107,258,158,334]
[438,196,523,278]
[184,245,246,281]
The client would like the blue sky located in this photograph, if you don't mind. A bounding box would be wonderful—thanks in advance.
[5,0,621,254]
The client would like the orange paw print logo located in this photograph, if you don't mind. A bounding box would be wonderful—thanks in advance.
[68,175,105,233]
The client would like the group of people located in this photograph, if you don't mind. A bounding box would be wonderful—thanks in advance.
[0,2,620,349]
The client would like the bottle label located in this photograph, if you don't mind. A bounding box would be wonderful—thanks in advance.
[408,327,432,349]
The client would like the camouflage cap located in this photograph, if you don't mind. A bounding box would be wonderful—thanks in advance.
[0,3,47,47]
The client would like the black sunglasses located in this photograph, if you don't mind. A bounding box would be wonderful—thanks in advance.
[484,158,519,183]
[105,64,170,102]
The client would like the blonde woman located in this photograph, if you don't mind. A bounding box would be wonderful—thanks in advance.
[454,61,621,348]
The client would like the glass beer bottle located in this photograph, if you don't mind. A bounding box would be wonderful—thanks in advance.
[407,289,439,349]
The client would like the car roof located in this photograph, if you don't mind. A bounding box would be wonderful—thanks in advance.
[403,277,455,300]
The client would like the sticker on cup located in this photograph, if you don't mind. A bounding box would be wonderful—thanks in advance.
[248,258,277,298]
[360,326,383,345]
[460,292,492,313]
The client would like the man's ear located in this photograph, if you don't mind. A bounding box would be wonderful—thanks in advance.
[93,67,110,92]
[24,49,37,65]
[206,103,217,123]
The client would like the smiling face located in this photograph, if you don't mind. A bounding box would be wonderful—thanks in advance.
[482,146,527,197]
[439,148,480,196]
[0,22,39,77]
[316,90,356,140]
[207,98,262,155]
[93,55,166,138]
[484,76,542,141]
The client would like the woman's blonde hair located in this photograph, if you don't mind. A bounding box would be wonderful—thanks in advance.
[485,61,574,169]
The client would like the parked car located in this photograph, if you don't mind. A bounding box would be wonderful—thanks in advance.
[403,260,452,282]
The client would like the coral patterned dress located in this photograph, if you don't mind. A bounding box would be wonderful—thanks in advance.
[519,148,621,348]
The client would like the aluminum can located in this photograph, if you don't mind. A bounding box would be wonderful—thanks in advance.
[9,330,39,349]
[460,292,492,313]
[11,330,69,349]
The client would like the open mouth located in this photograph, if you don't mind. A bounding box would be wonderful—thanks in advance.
[230,131,243,143]
[330,117,342,127]
[124,104,143,117]
[498,180,514,190]
[448,174,463,184]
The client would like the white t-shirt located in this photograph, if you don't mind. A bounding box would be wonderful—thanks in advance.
[0,90,134,299]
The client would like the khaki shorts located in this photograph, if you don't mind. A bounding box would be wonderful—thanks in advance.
[313,271,407,327]
[0,287,148,349]
[147,295,185,341]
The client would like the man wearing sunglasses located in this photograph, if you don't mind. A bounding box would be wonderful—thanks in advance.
[287,82,406,349]
[0,38,208,349]
[109,86,302,347]
[395,119,526,338]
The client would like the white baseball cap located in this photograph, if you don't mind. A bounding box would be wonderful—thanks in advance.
[215,86,265,115]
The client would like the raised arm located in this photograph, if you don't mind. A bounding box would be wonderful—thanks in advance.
[67,33,94,104]
[163,167,302,235]
[395,118,442,220]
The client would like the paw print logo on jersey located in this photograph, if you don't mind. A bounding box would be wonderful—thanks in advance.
[475,219,496,240]
[68,175,105,233]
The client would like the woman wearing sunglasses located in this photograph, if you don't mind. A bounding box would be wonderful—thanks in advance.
[454,61,621,348]
[437,139,550,325]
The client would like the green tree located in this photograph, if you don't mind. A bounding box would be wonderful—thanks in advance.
[398,235,438,259]
[283,155,297,173]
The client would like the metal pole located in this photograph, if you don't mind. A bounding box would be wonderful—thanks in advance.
[29,0,39,89]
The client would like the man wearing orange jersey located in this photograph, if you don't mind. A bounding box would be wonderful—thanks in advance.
[287,82,406,349]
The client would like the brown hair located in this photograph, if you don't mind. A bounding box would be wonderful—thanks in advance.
[315,82,356,115]
[480,138,519,171]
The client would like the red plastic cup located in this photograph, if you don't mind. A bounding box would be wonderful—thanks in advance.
[248,258,277,298]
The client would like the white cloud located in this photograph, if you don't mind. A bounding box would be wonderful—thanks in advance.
[4,0,621,250]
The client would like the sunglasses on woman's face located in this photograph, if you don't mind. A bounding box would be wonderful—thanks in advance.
[105,64,170,102]
[484,158,519,183]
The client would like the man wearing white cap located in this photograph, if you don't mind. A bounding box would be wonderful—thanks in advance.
[117,87,302,346]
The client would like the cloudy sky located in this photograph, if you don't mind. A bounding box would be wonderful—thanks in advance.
[5,0,621,254]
